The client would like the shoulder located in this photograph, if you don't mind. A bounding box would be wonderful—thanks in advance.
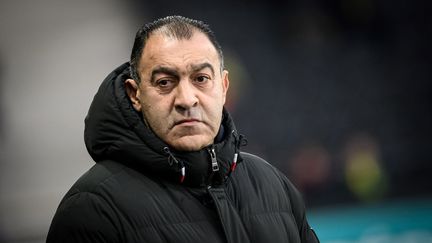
[47,191,120,242]
[235,152,306,217]
[47,161,128,242]
[59,160,132,203]
[240,152,273,168]
[240,151,303,197]
[55,160,148,215]
[238,152,288,183]
[233,153,320,242]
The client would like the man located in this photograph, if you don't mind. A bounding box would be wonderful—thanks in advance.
[47,16,319,243]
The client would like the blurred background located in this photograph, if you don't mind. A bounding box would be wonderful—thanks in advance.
[0,0,431,242]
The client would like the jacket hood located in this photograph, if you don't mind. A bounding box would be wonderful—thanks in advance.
[84,62,244,187]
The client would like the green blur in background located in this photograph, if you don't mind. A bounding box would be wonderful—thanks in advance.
[308,199,432,242]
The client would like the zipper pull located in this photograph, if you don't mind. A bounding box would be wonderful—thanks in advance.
[164,147,186,183]
[209,147,219,172]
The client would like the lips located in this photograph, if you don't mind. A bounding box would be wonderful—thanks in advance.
[174,119,200,126]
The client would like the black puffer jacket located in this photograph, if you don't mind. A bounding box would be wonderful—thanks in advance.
[47,63,319,243]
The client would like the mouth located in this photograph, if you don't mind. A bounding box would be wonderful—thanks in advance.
[174,118,201,126]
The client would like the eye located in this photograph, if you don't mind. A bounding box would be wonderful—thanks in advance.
[195,75,210,83]
[157,79,171,87]
[155,78,176,93]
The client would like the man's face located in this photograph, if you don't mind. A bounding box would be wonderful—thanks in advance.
[126,31,229,151]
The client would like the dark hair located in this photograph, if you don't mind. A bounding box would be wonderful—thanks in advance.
[130,15,224,82]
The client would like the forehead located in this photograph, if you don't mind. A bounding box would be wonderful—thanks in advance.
[139,32,220,72]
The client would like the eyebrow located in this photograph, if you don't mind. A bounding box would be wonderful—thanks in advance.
[189,62,215,77]
[149,62,216,83]
[150,66,179,83]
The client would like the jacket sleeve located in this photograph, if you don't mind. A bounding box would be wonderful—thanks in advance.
[47,192,120,243]
[279,172,320,243]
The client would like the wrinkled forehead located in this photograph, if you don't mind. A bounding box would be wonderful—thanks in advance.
[139,32,221,74]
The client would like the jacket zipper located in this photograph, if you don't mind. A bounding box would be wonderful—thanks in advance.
[209,146,219,172]
[206,146,219,188]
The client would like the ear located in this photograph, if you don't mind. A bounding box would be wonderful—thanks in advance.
[221,70,230,104]
[125,79,142,111]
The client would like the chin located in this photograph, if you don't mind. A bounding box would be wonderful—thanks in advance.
[169,135,212,152]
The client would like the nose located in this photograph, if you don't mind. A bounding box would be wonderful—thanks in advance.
[174,80,198,112]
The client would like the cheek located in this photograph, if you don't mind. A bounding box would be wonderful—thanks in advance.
[143,103,164,121]
[203,95,224,125]
[142,104,161,124]
[142,106,169,139]
[140,92,166,115]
